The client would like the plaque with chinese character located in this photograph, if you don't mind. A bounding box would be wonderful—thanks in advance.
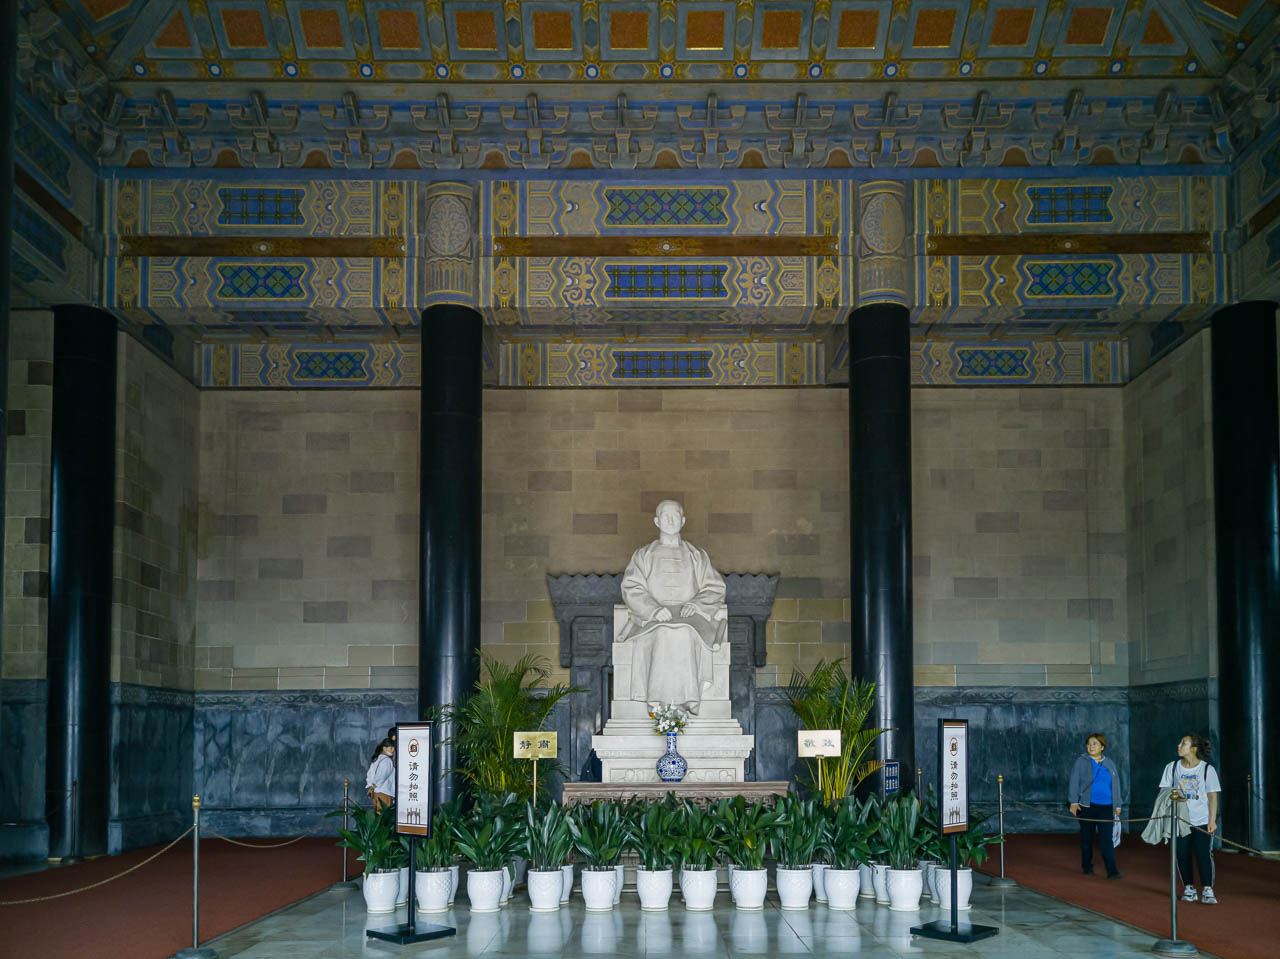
[939,718,968,835]
[514,731,558,759]
[395,722,431,836]
[797,729,842,758]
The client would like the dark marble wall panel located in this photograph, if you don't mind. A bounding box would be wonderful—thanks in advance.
[915,686,1130,833]
[1129,679,1216,810]
[753,689,802,784]
[193,689,416,836]
[108,684,194,853]
[0,679,48,860]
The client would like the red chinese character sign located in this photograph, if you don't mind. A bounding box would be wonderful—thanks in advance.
[395,722,431,836]
[940,718,968,835]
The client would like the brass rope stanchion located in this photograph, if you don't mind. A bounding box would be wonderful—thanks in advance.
[990,774,1017,888]
[1152,796,1197,958]
[175,796,218,959]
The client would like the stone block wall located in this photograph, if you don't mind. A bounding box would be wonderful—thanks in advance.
[3,310,53,681]
[1122,331,1216,686]
[195,392,420,691]
[912,388,1128,687]
[113,335,200,689]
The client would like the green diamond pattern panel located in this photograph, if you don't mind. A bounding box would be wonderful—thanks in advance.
[215,263,307,299]
[1026,261,1115,297]
[293,350,368,381]
[604,188,729,226]
[1026,186,1113,224]
[955,348,1032,378]
[604,263,728,298]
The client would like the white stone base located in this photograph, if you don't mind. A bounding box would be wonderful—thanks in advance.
[592,605,754,783]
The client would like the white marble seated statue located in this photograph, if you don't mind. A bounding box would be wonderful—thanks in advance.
[616,500,728,715]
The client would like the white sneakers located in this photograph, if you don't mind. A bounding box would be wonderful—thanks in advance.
[1181,885,1218,904]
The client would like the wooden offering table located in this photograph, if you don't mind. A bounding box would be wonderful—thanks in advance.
[562,781,790,806]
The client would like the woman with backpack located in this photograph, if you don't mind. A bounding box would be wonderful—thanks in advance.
[1159,733,1221,904]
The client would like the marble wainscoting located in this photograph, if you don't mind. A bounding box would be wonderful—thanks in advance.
[1128,678,1217,803]
[109,684,195,854]
[916,685,1131,833]
[0,679,48,860]
[193,689,417,836]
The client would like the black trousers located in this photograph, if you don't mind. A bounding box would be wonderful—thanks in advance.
[1176,828,1215,887]
[1076,804,1118,875]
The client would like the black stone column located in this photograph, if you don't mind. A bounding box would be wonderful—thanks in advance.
[0,0,15,699]
[848,303,914,794]
[419,304,484,806]
[46,307,118,860]
[1210,299,1280,853]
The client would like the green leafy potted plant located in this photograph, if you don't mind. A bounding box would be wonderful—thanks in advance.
[880,793,927,911]
[784,660,887,804]
[568,801,627,911]
[674,800,723,911]
[414,812,456,913]
[938,814,1003,911]
[524,800,573,912]
[476,791,526,903]
[631,794,680,911]
[451,806,516,913]
[331,802,400,913]
[772,794,822,910]
[713,796,785,910]
[823,796,875,909]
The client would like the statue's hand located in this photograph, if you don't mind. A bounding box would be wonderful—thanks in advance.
[654,607,673,622]
[680,603,698,617]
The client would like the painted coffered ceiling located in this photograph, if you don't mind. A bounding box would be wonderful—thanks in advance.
[44,0,1280,87]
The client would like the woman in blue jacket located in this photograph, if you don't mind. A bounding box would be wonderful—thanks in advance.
[1067,732,1124,879]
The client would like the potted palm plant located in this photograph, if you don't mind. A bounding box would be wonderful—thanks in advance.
[714,796,785,910]
[881,793,927,911]
[524,800,574,911]
[631,795,680,910]
[451,807,516,913]
[937,815,1002,911]
[414,812,456,913]
[784,660,887,804]
[674,800,722,911]
[823,797,874,909]
[568,801,627,911]
[332,802,400,914]
[773,795,820,910]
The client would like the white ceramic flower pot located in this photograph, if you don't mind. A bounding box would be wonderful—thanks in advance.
[500,863,513,903]
[871,863,890,904]
[363,870,400,914]
[636,868,673,911]
[679,868,717,911]
[614,863,625,904]
[811,862,827,902]
[936,867,973,911]
[448,864,459,904]
[776,866,813,910]
[858,863,875,899]
[560,863,573,903]
[887,868,924,911]
[466,868,505,913]
[415,869,452,913]
[732,868,768,910]
[527,869,564,912]
[929,862,943,902]
[582,868,617,911]
[824,867,860,909]
[396,866,410,904]
[919,861,936,902]
[513,856,528,888]
[727,864,737,903]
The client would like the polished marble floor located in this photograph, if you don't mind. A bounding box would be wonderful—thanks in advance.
[204,875,1182,958]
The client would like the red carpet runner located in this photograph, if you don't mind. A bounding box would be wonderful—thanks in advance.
[979,833,1280,959]
[0,837,358,959]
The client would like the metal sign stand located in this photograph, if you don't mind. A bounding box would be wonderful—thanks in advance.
[366,722,455,947]
[913,718,999,945]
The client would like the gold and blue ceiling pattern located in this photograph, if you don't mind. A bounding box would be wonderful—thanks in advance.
[54,0,1276,84]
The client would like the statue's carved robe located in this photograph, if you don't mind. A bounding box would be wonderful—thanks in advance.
[617,539,728,713]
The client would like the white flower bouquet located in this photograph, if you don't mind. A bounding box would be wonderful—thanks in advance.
[650,704,687,735]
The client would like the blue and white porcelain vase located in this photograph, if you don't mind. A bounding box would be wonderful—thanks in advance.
[656,732,688,783]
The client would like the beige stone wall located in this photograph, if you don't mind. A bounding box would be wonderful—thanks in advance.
[912,388,1127,687]
[112,336,201,689]
[1123,332,1216,685]
[195,392,420,690]
[2,311,53,680]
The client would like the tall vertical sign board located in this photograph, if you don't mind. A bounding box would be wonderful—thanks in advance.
[911,718,998,944]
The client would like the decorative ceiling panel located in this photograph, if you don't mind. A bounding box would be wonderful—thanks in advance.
[54,0,1275,84]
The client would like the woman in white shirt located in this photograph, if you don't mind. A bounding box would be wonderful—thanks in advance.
[1158,733,1221,904]
[365,738,395,811]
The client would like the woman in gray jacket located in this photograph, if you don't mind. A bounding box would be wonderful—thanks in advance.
[1067,732,1124,879]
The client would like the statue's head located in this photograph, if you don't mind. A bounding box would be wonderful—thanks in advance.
[653,499,686,537]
